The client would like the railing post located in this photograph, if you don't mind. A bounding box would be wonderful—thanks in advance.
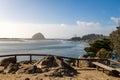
[14,55,17,63]
[30,54,32,63]
[107,59,110,66]
[77,60,79,67]
[89,59,91,67]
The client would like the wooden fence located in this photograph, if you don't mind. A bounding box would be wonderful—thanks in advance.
[0,54,119,67]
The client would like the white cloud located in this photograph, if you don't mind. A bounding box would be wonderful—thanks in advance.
[60,24,66,27]
[76,20,101,27]
[111,17,120,25]
[0,21,114,39]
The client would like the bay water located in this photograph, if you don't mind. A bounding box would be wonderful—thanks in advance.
[0,40,88,61]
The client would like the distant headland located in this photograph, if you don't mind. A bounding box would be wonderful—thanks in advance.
[0,32,46,41]
[0,33,108,42]
[69,34,109,43]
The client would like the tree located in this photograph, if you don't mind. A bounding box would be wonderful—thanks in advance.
[84,39,113,58]
[110,26,120,58]
[96,48,112,58]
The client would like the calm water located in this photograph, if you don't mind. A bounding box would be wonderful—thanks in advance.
[0,40,88,61]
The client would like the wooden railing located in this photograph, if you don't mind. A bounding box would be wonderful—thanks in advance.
[108,59,120,64]
[0,54,119,67]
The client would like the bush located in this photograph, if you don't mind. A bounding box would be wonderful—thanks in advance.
[107,70,120,77]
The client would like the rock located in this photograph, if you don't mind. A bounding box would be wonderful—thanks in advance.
[16,65,42,74]
[0,57,16,68]
[51,67,78,77]
[32,33,45,40]
[35,56,59,68]
[19,61,31,64]
[3,63,19,74]
[107,70,120,77]
[25,78,30,80]
[0,55,78,77]
[41,68,49,72]
[35,56,78,77]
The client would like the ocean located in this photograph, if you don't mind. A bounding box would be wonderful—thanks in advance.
[0,40,88,61]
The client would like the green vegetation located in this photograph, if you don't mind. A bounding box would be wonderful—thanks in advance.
[110,26,120,59]
[84,26,120,59]
[69,34,108,42]
[96,48,111,58]
[84,39,113,58]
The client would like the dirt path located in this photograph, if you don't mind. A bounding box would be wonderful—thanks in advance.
[0,66,120,80]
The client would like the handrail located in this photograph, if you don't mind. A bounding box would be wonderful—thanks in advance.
[0,53,107,60]
[108,59,120,64]
[0,54,116,67]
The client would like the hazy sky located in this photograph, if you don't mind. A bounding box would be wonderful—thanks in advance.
[0,0,120,38]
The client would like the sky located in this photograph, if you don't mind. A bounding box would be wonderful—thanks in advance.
[0,0,120,38]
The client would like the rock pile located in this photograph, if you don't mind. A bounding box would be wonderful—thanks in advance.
[0,57,16,68]
[0,56,78,77]
[35,56,78,77]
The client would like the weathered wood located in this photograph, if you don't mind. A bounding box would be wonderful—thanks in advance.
[0,54,107,61]
[108,59,120,64]
[107,60,110,66]
[30,54,32,63]
[92,62,114,71]
[77,60,79,67]
[0,54,119,68]
[14,55,17,63]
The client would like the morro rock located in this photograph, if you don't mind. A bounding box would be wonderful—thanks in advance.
[32,32,45,40]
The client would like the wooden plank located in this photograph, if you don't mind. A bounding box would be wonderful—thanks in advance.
[108,59,120,64]
[92,62,114,71]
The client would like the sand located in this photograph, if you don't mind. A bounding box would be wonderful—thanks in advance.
[0,66,120,80]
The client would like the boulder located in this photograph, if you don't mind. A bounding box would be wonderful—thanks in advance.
[0,55,78,76]
[35,56,78,77]
[50,67,78,77]
[35,56,60,68]
[16,65,42,74]
[0,57,16,68]
[3,63,19,74]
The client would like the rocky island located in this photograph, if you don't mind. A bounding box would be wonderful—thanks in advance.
[0,32,46,41]
[32,32,45,40]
